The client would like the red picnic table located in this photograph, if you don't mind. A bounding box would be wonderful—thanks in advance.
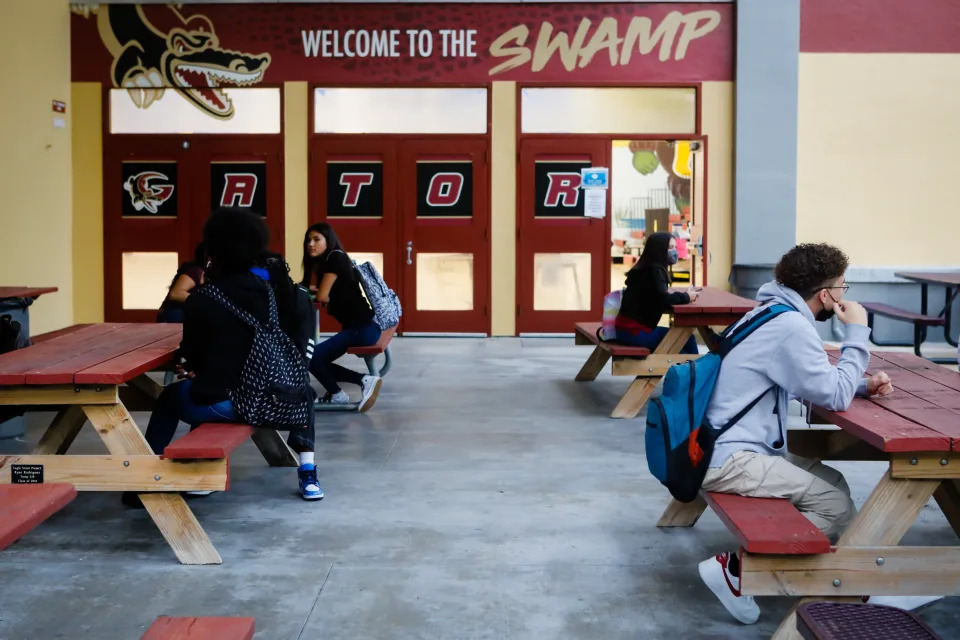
[574,286,756,418]
[896,272,960,349]
[657,351,960,639]
[0,323,296,564]
[0,287,59,301]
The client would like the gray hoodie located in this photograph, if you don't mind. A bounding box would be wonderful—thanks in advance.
[707,281,871,468]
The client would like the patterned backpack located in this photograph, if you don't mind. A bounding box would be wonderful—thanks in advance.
[355,261,401,329]
[198,283,314,430]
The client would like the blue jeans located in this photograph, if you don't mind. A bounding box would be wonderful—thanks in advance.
[309,321,381,394]
[615,326,699,354]
[145,379,315,453]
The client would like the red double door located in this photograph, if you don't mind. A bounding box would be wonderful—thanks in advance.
[103,135,284,322]
[309,137,490,334]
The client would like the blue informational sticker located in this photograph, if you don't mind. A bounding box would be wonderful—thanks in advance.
[580,167,609,189]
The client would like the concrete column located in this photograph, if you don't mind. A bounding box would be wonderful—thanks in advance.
[732,0,800,297]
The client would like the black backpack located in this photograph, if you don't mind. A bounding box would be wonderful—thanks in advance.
[0,314,28,354]
[260,254,316,361]
[198,283,314,430]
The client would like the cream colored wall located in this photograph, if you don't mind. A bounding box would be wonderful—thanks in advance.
[700,82,735,289]
[797,54,960,265]
[0,3,73,333]
[284,82,309,282]
[490,81,517,335]
[72,83,104,323]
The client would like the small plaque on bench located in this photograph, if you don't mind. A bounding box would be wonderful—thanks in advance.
[11,464,43,484]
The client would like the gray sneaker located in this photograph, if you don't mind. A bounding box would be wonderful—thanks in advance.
[358,376,382,413]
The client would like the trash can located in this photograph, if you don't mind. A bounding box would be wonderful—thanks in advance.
[0,297,33,440]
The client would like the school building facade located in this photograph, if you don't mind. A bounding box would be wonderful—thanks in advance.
[2,0,957,339]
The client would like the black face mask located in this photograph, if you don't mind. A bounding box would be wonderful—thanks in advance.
[815,307,835,322]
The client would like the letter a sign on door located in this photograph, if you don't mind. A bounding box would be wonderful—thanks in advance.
[210,162,267,215]
[416,161,473,216]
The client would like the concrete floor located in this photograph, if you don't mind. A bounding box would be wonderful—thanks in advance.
[1,338,958,640]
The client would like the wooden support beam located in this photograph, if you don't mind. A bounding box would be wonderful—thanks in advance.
[251,429,299,467]
[611,354,700,377]
[127,373,163,401]
[140,493,222,565]
[32,406,86,455]
[656,496,707,527]
[891,453,960,479]
[934,479,960,540]
[741,546,960,596]
[0,385,118,406]
[575,346,611,382]
[0,455,227,492]
[610,378,657,419]
[83,403,153,456]
[838,472,940,547]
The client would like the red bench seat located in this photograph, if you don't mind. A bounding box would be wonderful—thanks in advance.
[0,483,77,551]
[704,491,831,555]
[861,302,945,327]
[163,423,255,460]
[141,616,255,640]
[347,325,396,357]
[574,322,651,358]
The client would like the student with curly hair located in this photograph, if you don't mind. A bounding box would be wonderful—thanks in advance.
[694,243,938,623]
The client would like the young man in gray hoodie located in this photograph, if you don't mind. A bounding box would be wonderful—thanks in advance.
[698,243,901,624]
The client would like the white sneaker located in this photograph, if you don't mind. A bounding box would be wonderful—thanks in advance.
[358,375,382,413]
[321,391,350,404]
[699,552,760,625]
[864,595,943,611]
[184,490,213,497]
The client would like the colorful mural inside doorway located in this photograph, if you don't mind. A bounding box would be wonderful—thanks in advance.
[628,140,692,214]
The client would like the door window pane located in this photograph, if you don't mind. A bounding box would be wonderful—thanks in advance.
[122,252,178,310]
[314,88,487,134]
[351,252,384,277]
[110,88,281,134]
[521,88,696,134]
[416,253,473,311]
[533,253,591,311]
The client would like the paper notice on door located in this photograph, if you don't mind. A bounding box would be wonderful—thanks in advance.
[584,188,606,218]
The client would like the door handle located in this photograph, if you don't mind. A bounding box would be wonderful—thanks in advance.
[406,241,413,265]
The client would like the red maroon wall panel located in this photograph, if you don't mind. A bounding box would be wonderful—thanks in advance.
[802,0,960,53]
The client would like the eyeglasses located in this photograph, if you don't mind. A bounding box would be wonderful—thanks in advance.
[821,284,850,295]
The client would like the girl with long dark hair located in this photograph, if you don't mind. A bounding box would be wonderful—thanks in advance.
[615,231,699,353]
[301,222,382,411]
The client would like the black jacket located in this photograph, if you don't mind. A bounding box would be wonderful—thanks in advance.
[181,272,271,404]
[618,265,690,330]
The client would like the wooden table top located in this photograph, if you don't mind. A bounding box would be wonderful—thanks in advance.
[895,272,960,287]
[0,286,58,300]
[815,351,960,453]
[672,287,757,316]
[0,323,181,386]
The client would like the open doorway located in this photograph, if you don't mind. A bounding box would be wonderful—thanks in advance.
[610,139,704,294]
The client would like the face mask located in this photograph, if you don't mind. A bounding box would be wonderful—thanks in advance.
[815,291,837,322]
[667,249,679,265]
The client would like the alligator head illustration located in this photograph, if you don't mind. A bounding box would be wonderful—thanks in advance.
[124,171,175,214]
[89,5,270,119]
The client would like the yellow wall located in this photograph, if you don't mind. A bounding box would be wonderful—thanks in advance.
[284,82,309,282]
[72,83,104,323]
[797,54,960,265]
[700,81,734,289]
[0,3,73,334]
[491,82,517,335]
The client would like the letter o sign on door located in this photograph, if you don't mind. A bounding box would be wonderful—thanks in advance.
[417,161,473,217]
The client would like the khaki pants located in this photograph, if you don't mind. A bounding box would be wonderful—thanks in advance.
[702,451,856,540]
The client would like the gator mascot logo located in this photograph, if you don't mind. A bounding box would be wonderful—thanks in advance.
[78,4,270,119]
[125,171,175,214]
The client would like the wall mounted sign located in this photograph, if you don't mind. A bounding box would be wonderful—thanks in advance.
[71,3,733,101]
[416,161,473,217]
[210,162,267,215]
[11,464,43,484]
[121,161,177,217]
[534,160,591,217]
[327,161,383,218]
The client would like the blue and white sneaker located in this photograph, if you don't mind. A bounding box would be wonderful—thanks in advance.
[297,464,324,500]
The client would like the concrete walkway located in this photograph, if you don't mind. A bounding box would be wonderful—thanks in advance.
[1,337,958,639]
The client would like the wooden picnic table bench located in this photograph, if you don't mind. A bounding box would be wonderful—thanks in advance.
[656,351,960,639]
[0,483,77,551]
[574,287,756,419]
[141,616,255,640]
[0,323,298,565]
[0,287,58,302]
[862,271,960,363]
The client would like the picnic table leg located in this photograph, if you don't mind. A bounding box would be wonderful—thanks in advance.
[934,479,960,539]
[610,327,694,419]
[251,429,299,467]
[769,470,941,640]
[656,496,707,527]
[32,406,86,455]
[575,346,611,382]
[82,403,222,565]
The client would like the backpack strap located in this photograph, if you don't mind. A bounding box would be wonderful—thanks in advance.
[200,282,279,329]
[716,303,794,359]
